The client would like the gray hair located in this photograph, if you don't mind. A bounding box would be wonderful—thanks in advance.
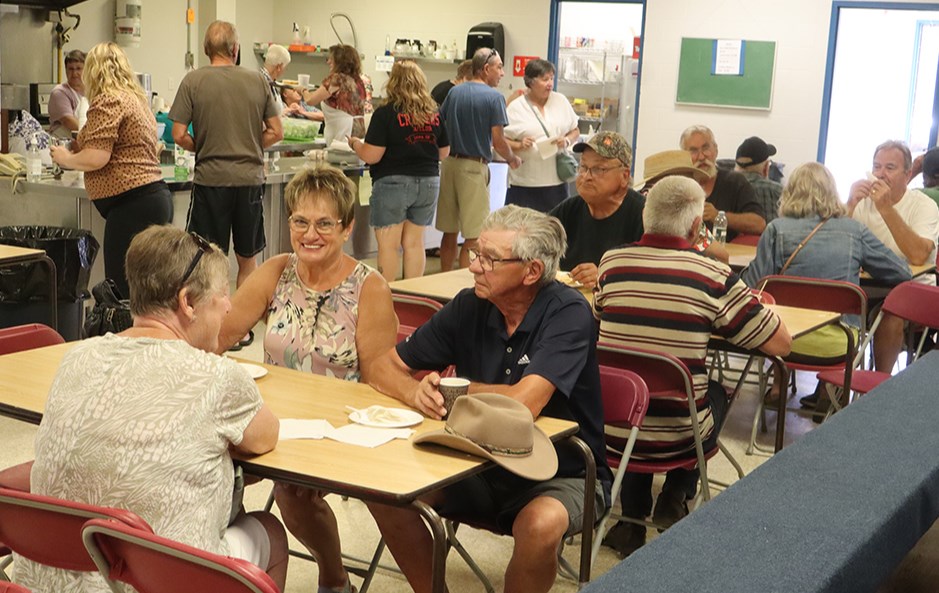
[264,44,291,68]
[482,205,567,286]
[874,140,913,172]
[125,225,228,317]
[679,124,717,151]
[523,59,556,88]
[471,47,499,76]
[643,176,706,237]
[203,20,238,60]
[779,162,846,219]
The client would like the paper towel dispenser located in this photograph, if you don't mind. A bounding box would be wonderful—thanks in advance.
[466,22,504,62]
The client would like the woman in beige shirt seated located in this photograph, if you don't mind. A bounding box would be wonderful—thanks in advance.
[50,42,172,298]
[17,225,287,593]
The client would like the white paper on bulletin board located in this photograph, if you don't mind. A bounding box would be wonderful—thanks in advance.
[712,39,744,75]
[375,55,394,72]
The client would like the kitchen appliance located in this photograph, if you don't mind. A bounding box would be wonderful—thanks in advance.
[28,83,56,125]
[466,22,504,62]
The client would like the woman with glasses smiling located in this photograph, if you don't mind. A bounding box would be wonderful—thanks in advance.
[219,165,396,593]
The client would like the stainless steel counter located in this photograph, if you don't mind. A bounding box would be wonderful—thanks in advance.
[3,157,373,289]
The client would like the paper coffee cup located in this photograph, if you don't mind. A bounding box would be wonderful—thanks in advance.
[438,377,470,416]
[297,73,311,87]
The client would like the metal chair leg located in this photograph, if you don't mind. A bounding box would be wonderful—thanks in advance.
[446,521,496,593]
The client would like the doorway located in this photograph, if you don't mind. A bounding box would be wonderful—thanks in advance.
[820,2,939,197]
[548,0,645,148]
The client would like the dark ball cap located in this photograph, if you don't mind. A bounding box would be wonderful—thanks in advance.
[923,148,939,177]
[735,136,777,166]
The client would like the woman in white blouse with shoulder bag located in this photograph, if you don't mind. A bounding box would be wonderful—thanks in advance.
[503,59,580,212]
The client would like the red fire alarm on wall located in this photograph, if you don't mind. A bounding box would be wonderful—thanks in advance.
[513,56,538,76]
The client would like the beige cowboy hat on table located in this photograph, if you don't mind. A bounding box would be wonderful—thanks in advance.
[414,393,558,481]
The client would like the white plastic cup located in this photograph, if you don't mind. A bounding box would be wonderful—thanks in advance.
[297,74,310,87]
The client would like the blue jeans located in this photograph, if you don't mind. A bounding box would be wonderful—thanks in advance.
[369,175,440,228]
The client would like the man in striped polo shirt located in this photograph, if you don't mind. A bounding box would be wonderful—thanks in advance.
[594,175,791,557]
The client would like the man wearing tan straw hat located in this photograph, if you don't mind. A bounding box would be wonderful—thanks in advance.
[594,176,790,557]
[368,205,611,593]
[680,125,766,241]
[638,150,729,264]
[548,130,645,289]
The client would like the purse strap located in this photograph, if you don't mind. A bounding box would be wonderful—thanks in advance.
[525,97,552,139]
[758,217,830,292]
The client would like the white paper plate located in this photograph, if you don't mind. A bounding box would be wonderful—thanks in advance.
[239,362,268,380]
[348,406,423,428]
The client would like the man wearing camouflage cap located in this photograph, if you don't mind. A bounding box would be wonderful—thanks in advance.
[548,131,645,289]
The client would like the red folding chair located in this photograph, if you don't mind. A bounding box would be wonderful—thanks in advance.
[730,234,761,246]
[82,518,279,593]
[596,343,729,525]
[818,281,939,402]
[392,293,444,342]
[0,324,64,356]
[592,349,650,568]
[0,487,151,576]
[0,324,67,580]
[748,276,866,453]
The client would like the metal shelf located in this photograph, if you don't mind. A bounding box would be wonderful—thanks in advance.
[392,55,461,65]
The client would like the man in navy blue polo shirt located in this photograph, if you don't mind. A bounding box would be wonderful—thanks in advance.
[367,205,610,593]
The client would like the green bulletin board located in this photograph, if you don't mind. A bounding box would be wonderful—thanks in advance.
[676,38,776,110]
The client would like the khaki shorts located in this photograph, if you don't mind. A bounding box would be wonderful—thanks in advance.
[435,156,491,239]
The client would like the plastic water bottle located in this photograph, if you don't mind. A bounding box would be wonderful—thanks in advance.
[26,135,42,183]
[714,210,728,244]
[174,144,189,181]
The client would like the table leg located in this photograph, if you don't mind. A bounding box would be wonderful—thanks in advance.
[412,500,447,593]
[37,255,58,331]
[770,356,787,452]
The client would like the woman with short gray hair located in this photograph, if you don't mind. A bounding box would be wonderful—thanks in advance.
[19,225,288,593]
[503,59,581,212]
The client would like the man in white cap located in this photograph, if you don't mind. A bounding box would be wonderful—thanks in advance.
[368,205,610,593]
[735,136,782,223]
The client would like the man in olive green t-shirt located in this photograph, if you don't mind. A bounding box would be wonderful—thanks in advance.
[170,20,282,288]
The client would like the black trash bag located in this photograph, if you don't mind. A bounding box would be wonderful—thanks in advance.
[0,226,99,302]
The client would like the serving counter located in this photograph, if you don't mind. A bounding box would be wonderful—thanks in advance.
[2,157,370,290]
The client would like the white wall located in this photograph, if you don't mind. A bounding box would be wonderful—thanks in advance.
[633,0,939,183]
[7,0,939,187]
[265,0,553,98]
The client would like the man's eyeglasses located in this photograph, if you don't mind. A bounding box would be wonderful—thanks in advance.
[577,164,624,178]
[178,232,212,290]
[288,216,343,235]
[468,248,524,271]
[687,144,714,157]
[482,49,500,64]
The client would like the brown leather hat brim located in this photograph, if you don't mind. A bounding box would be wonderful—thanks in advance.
[414,425,558,481]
